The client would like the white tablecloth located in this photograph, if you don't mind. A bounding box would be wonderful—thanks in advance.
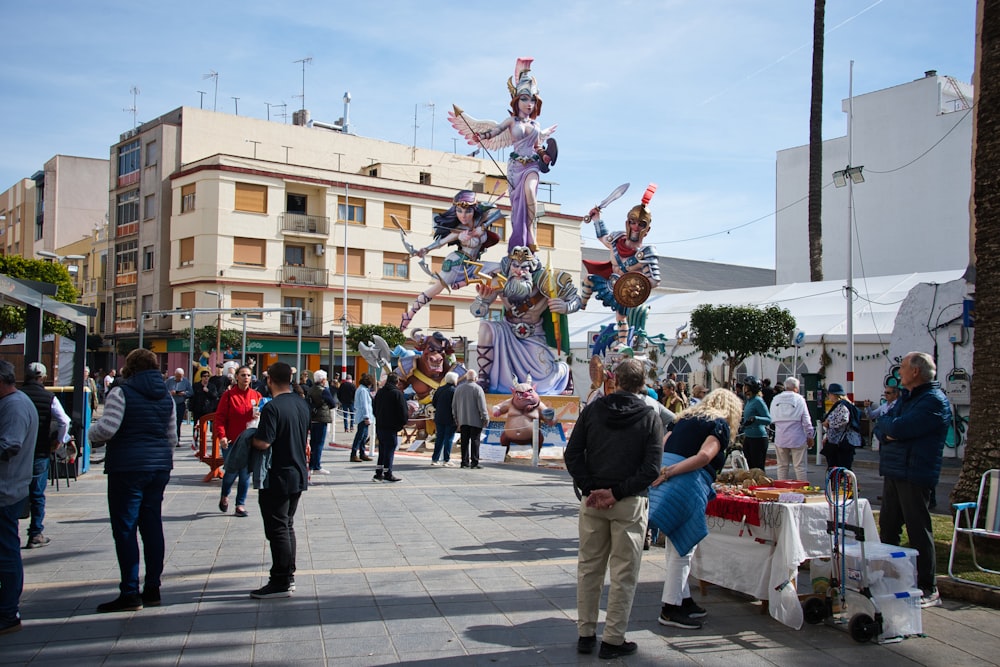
[690,498,878,629]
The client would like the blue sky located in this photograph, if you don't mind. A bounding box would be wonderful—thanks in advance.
[0,1,975,268]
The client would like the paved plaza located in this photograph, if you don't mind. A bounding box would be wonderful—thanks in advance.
[2,430,998,666]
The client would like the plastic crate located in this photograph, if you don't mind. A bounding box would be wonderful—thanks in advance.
[874,588,923,638]
[844,542,918,595]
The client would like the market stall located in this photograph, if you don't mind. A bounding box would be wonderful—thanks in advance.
[690,494,879,629]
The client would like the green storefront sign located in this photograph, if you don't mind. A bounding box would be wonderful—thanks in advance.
[165,338,320,354]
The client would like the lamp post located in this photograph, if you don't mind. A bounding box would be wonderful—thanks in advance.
[832,61,864,400]
[205,289,223,366]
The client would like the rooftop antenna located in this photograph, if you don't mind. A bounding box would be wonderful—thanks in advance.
[124,85,139,130]
[293,57,312,111]
[232,96,240,115]
[197,90,206,109]
[274,102,288,124]
[424,103,435,150]
[202,70,219,111]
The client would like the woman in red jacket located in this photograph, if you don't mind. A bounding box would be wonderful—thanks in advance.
[215,366,261,517]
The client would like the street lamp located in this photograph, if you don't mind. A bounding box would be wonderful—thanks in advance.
[205,289,223,365]
[832,61,864,400]
[36,250,86,276]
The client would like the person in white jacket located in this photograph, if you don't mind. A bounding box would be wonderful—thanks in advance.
[769,377,815,481]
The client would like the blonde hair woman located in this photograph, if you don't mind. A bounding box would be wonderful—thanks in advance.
[647,388,742,630]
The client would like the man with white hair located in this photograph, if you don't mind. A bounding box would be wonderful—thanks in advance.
[19,362,70,549]
[769,376,814,481]
[164,368,193,442]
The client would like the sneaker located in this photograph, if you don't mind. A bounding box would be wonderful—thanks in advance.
[383,474,402,483]
[141,587,161,607]
[372,473,383,483]
[26,534,51,549]
[577,635,597,655]
[97,594,143,613]
[920,590,942,608]
[431,461,443,466]
[681,597,707,618]
[443,461,456,467]
[250,582,293,599]
[598,640,638,659]
[313,468,330,475]
[289,576,296,592]
[658,604,703,629]
[0,619,22,635]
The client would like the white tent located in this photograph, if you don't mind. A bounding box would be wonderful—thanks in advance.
[567,269,965,402]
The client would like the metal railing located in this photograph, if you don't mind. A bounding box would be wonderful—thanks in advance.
[280,212,330,235]
[277,264,329,287]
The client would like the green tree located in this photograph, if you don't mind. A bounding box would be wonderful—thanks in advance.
[689,304,796,386]
[347,324,405,351]
[193,325,244,353]
[0,255,80,340]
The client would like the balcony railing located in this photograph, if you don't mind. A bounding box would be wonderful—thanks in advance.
[280,212,329,236]
[277,264,329,287]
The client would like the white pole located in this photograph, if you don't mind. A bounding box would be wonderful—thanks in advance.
[846,61,855,400]
[342,183,349,378]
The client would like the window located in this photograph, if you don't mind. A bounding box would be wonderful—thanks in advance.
[144,194,156,220]
[142,245,154,271]
[368,167,379,178]
[335,247,365,276]
[233,237,265,266]
[284,245,305,266]
[381,301,407,326]
[383,202,410,230]
[536,222,555,248]
[383,252,409,279]
[114,290,137,327]
[489,217,506,241]
[419,172,431,185]
[665,358,692,384]
[333,298,363,326]
[114,240,138,286]
[776,359,809,385]
[337,196,366,224]
[141,294,153,317]
[34,212,42,241]
[286,193,307,214]
[231,291,264,319]
[235,182,267,213]
[179,291,196,309]
[117,139,140,186]
[145,140,158,167]
[179,237,194,266]
[429,304,454,330]
[116,189,140,235]
[181,184,196,213]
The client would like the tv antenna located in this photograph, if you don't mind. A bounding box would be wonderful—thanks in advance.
[123,85,140,130]
[202,70,219,111]
[293,57,312,110]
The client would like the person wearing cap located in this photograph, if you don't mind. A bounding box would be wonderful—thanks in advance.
[821,383,862,470]
[164,368,193,441]
[0,359,39,635]
[739,376,772,471]
[19,362,70,549]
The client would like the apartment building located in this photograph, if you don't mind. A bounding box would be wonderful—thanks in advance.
[108,106,582,371]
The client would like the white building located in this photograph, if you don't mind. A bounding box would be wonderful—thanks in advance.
[775,70,974,284]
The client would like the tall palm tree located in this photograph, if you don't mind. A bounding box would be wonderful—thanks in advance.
[807,0,825,282]
[955,0,1000,502]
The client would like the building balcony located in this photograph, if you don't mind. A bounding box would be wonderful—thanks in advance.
[280,312,320,336]
[277,264,329,287]
[280,212,329,236]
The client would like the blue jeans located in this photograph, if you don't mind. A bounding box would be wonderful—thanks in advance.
[433,423,456,463]
[341,403,354,430]
[221,446,249,507]
[28,457,49,538]
[107,470,170,596]
[0,499,26,626]
[309,422,328,470]
[350,421,370,457]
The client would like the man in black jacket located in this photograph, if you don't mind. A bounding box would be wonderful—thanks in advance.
[564,358,661,660]
[371,373,408,483]
[337,374,357,432]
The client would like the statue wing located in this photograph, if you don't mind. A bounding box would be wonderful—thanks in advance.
[449,105,512,151]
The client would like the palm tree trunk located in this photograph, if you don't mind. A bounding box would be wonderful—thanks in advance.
[955,0,1000,503]
[808,0,825,282]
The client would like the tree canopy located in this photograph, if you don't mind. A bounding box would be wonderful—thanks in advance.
[347,324,405,351]
[0,255,80,341]
[690,303,797,385]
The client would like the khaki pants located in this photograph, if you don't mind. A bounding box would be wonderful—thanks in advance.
[576,495,648,644]
[775,445,808,481]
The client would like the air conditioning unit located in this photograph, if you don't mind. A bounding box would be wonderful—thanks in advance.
[301,312,314,327]
[281,314,294,326]
[314,244,325,256]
